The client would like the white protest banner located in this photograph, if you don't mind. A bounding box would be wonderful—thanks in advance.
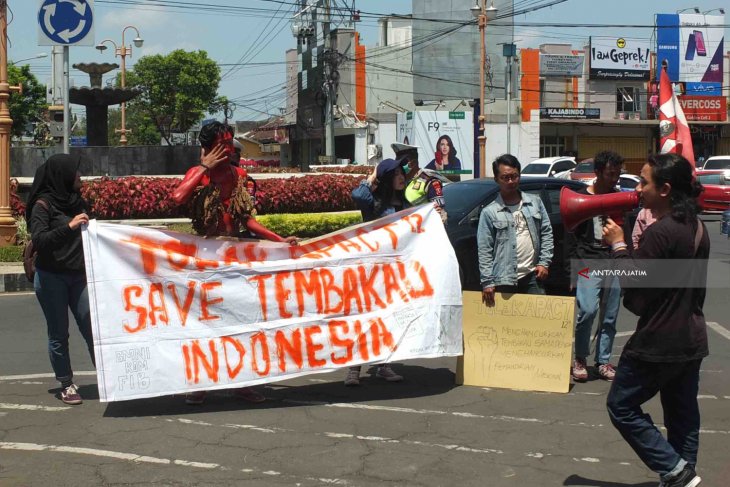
[82,205,463,402]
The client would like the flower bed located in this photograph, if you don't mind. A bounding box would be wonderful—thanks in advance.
[11,174,363,219]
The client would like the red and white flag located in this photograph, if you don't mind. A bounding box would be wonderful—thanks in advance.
[658,67,695,170]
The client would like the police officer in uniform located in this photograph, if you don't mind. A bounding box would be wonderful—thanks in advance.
[392,142,449,222]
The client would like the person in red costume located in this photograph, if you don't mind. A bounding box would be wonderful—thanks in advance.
[173,121,298,405]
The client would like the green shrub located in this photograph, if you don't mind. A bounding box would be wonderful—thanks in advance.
[257,212,362,238]
[167,211,362,238]
[0,245,23,263]
[15,217,30,246]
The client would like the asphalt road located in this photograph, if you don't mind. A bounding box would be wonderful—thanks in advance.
[1,218,728,487]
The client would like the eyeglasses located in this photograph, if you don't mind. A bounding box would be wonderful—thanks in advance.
[498,174,520,182]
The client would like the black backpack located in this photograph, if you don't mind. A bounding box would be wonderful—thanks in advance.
[23,199,49,283]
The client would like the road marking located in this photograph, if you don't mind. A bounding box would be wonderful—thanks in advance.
[323,432,504,455]
[0,371,96,381]
[0,442,349,485]
[280,400,730,433]
[574,457,601,463]
[0,403,70,412]
[614,331,633,337]
[169,418,503,456]
[707,322,730,341]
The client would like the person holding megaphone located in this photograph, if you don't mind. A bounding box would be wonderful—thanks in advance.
[602,153,709,487]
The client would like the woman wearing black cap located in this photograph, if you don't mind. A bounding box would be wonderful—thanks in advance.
[27,154,95,405]
[345,158,410,386]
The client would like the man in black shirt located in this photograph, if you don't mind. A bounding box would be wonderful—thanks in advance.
[567,151,624,382]
[602,153,708,487]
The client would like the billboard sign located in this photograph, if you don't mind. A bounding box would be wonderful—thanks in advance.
[540,54,584,77]
[589,37,651,80]
[397,111,474,180]
[685,82,721,97]
[656,13,724,87]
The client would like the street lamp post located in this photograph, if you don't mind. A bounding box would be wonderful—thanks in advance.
[472,1,497,178]
[96,26,143,146]
[11,52,49,65]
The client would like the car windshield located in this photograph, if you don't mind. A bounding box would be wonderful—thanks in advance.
[704,158,730,170]
[522,163,551,175]
[620,177,639,189]
[443,180,497,218]
[574,163,594,173]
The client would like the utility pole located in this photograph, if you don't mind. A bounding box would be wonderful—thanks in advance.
[0,0,22,245]
[62,46,70,153]
[503,43,516,154]
[323,0,335,163]
[471,1,497,178]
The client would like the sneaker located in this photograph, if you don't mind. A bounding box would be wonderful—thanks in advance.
[344,368,361,386]
[597,363,616,381]
[233,387,266,403]
[60,384,82,405]
[571,358,588,382]
[185,390,207,405]
[662,465,701,487]
[376,365,403,382]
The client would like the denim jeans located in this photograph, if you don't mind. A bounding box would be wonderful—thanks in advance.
[607,354,702,477]
[574,274,620,364]
[34,269,95,384]
[495,272,545,295]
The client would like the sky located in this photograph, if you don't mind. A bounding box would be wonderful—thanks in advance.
[8,0,729,121]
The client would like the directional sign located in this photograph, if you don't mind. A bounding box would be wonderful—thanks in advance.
[38,0,95,46]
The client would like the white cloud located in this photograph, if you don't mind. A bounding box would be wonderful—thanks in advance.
[100,9,167,31]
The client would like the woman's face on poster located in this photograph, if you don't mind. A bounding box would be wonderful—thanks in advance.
[439,138,450,155]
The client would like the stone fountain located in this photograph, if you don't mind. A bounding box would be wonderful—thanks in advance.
[70,63,140,146]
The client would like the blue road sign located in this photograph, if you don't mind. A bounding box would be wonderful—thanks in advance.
[70,136,87,146]
[38,0,94,46]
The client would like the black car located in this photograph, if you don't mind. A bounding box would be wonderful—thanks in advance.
[443,177,588,296]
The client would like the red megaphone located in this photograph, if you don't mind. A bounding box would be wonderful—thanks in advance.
[560,187,640,232]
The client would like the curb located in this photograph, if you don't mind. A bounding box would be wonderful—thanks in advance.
[1,273,34,293]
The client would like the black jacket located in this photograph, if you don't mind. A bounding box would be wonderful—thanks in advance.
[30,199,85,273]
[613,216,709,362]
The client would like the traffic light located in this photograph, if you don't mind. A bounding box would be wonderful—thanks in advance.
[48,105,64,137]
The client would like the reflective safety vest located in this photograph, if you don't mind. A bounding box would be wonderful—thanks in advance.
[405,169,449,206]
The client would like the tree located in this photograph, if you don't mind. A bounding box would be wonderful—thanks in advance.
[8,64,47,139]
[124,50,222,145]
[107,107,160,146]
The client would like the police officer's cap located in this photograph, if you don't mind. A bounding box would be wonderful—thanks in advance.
[391,142,419,155]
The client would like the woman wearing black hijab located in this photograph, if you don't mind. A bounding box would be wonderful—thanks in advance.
[28,154,94,405]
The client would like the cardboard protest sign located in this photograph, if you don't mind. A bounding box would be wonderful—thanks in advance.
[82,206,462,402]
[457,292,575,393]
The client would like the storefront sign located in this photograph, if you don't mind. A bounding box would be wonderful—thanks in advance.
[539,108,601,120]
[678,96,727,121]
[589,37,651,80]
[540,54,584,77]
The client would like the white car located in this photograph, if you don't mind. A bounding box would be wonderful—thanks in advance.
[588,174,641,192]
[700,156,730,171]
[521,157,576,178]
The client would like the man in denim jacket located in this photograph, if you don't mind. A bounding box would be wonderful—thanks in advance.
[477,154,554,306]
